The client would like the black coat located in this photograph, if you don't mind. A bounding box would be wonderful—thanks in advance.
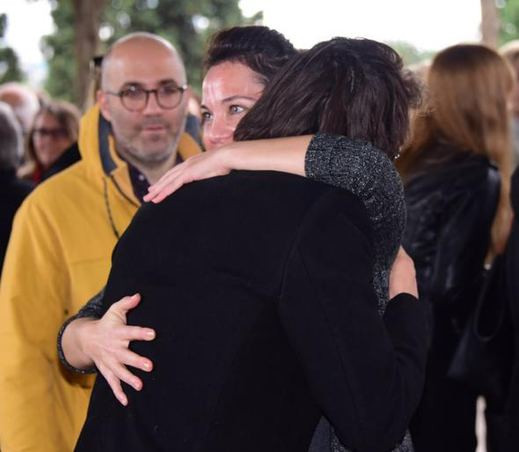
[0,169,33,274]
[403,145,498,336]
[402,143,499,452]
[40,142,81,182]
[505,168,519,445]
[75,171,429,452]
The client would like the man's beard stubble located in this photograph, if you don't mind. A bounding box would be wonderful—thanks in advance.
[115,123,183,170]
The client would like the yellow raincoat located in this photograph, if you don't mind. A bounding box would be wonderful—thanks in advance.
[0,105,200,451]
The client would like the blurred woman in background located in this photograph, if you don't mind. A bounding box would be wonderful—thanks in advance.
[397,44,514,452]
[19,99,80,183]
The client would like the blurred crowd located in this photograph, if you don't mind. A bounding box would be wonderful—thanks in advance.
[1,29,519,452]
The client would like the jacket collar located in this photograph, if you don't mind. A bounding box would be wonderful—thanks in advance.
[78,104,201,206]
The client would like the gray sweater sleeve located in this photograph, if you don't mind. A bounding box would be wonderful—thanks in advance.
[305,134,413,452]
[305,133,406,246]
[56,288,106,374]
[305,133,406,309]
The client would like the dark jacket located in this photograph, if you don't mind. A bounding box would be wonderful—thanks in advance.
[75,171,429,452]
[402,143,500,452]
[505,168,519,446]
[0,168,33,273]
[41,142,81,182]
[403,143,499,334]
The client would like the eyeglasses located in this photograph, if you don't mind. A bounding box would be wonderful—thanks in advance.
[33,128,68,139]
[104,82,188,112]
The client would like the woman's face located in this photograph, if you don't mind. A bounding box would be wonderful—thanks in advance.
[201,61,264,151]
[32,112,73,169]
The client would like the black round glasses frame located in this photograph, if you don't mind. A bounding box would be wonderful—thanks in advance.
[104,83,188,112]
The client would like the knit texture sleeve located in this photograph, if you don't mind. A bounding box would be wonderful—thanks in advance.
[305,133,406,245]
[56,288,106,374]
[305,133,406,312]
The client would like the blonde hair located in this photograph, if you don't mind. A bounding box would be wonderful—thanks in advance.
[398,44,515,255]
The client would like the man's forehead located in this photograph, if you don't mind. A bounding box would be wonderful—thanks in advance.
[102,38,186,89]
[104,55,185,89]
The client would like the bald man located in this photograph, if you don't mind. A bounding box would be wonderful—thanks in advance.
[0,33,200,452]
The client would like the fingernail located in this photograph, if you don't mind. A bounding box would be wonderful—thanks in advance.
[143,361,152,371]
[146,329,155,339]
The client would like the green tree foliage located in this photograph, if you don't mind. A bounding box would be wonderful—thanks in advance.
[387,41,435,66]
[43,1,76,102]
[0,14,24,84]
[500,0,519,44]
[43,0,261,103]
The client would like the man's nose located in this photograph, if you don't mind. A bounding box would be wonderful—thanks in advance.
[142,91,163,115]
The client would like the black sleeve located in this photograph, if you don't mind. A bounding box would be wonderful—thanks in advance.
[278,190,429,452]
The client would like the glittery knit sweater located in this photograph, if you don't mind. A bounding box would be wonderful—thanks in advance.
[58,132,412,451]
[305,134,413,452]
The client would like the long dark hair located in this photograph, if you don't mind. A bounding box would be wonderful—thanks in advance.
[204,26,298,86]
[235,37,420,159]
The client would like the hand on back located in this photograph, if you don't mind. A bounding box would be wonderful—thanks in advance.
[81,294,155,406]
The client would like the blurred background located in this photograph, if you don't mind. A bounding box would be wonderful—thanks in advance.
[0,0,516,109]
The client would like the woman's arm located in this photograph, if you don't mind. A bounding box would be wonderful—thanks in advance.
[144,134,398,211]
[58,292,156,406]
[144,136,313,203]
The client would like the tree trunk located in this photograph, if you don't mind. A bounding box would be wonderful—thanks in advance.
[481,0,500,48]
[72,0,107,109]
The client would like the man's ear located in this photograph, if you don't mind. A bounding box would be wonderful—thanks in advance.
[97,90,112,122]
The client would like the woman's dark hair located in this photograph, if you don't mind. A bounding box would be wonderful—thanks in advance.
[204,26,298,86]
[235,37,421,159]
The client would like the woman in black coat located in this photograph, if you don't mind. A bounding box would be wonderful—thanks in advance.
[397,44,514,452]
